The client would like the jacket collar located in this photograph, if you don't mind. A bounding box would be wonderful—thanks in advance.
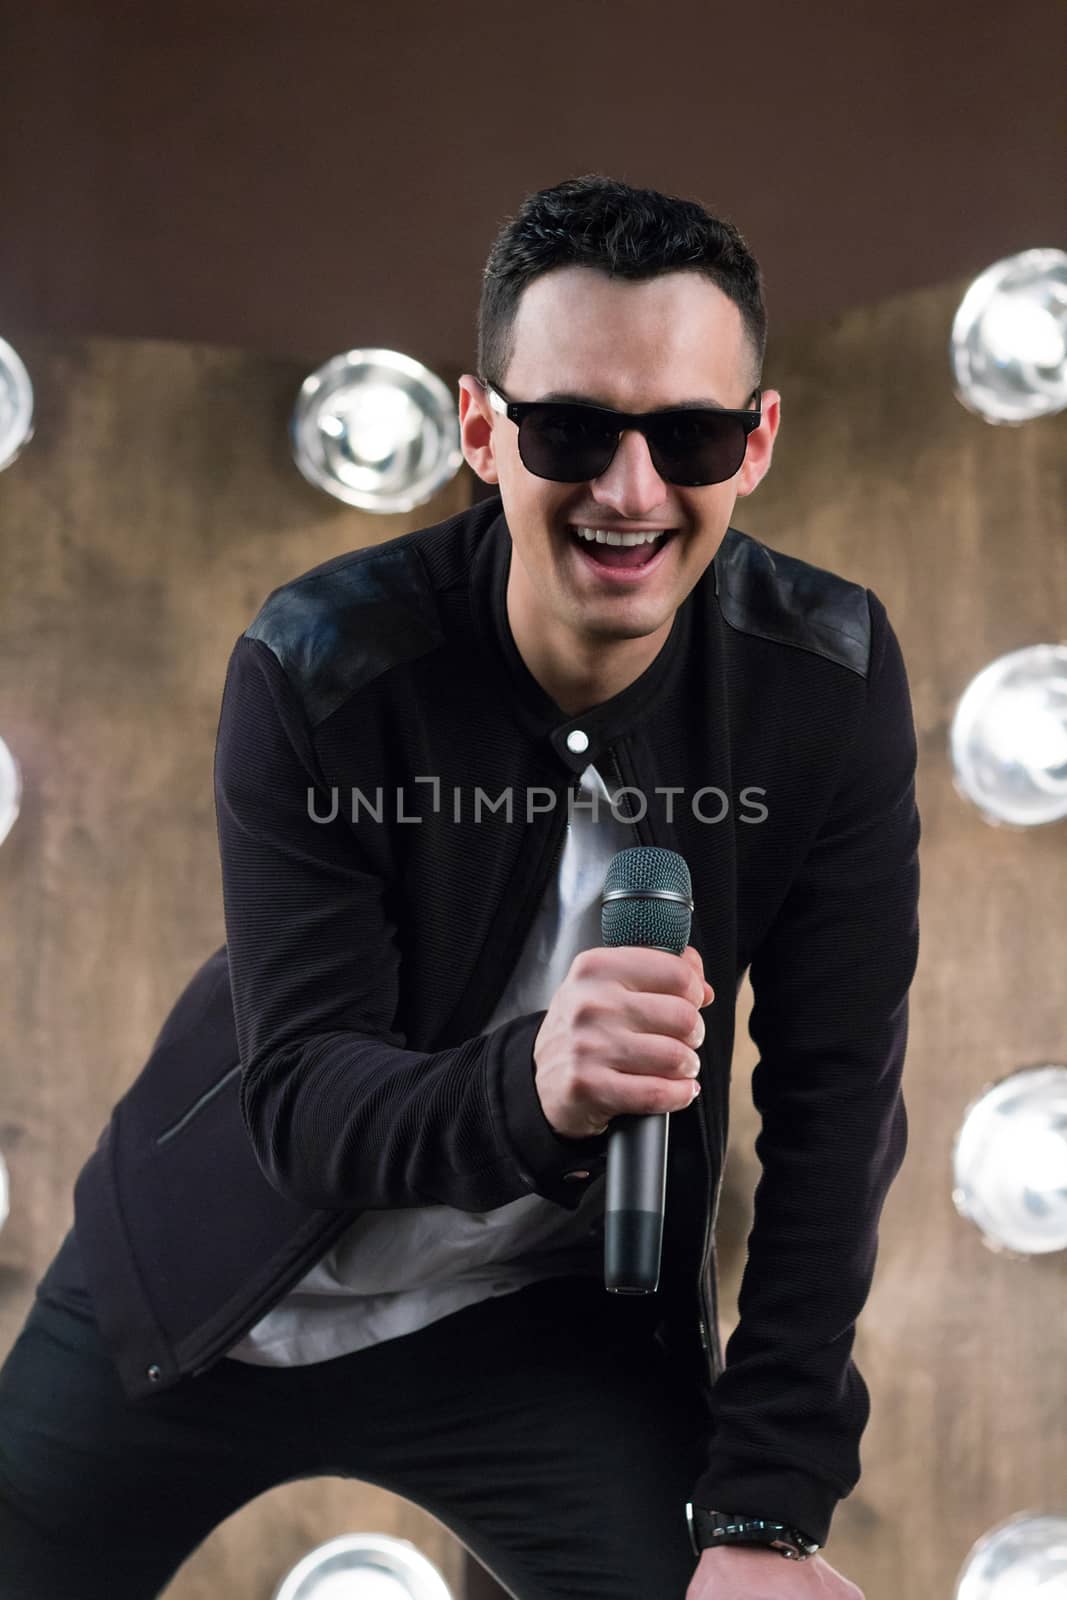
[468,500,699,777]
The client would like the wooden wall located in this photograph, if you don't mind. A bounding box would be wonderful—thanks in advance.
[720,277,1067,1596]
[1,273,1065,1598]
[0,335,475,1597]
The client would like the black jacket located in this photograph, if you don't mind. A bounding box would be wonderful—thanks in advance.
[47,496,920,1548]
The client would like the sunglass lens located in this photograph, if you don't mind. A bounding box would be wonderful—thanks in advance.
[518,406,615,482]
[647,413,748,487]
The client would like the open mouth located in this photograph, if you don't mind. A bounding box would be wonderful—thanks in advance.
[567,525,678,571]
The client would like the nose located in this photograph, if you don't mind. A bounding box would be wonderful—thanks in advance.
[589,427,672,519]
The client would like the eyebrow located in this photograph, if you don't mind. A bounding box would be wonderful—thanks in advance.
[536,390,732,412]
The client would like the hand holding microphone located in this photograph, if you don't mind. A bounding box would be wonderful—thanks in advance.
[532,847,711,1293]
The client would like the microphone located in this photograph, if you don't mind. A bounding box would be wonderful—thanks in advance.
[600,846,694,1295]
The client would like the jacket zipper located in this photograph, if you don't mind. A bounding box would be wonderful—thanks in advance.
[156,1064,243,1145]
[603,742,721,1390]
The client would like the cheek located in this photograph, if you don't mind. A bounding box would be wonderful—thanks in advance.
[691,488,733,539]
[675,500,731,577]
[518,490,571,549]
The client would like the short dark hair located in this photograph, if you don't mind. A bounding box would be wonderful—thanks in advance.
[477,174,767,399]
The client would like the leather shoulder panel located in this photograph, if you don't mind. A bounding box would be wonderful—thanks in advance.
[713,527,870,677]
[245,539,443,726]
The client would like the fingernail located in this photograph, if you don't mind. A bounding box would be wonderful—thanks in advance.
[690,1081,701,1099]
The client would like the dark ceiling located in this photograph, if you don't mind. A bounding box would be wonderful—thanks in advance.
[1,0,1064,376]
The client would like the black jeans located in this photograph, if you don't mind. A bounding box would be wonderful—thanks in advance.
[0,1269,709,1600]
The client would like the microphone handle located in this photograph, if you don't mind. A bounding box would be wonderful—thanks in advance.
[604,1111,669,1294]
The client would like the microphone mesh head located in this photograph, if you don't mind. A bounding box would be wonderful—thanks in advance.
[601,846,692,954]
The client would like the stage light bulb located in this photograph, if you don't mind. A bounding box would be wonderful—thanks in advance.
[302,1573,414,1598]
[983,690,1067,772]
[955,1513,1067,1599]
[951,247,1067,423]
[272,1532,453,1600]
[321,384,424,466]
[981,297,1066,370]
[0,336,34,470]
[952,1065,1067,1254]
[0,735,21,845]
[950,645,1067,826]
[291,349,462,513]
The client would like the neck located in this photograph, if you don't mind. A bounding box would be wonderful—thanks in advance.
[507,591,672,716]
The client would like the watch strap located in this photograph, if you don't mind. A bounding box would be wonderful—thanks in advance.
[686,1503,820,1561]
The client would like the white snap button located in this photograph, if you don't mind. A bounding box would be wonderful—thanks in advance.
[566,729,589,754]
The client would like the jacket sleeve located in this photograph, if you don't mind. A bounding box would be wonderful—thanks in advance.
[690,591,921,1549]
[213,632,608,1214]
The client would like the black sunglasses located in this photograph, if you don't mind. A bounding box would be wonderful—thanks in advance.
[481,380,762,488]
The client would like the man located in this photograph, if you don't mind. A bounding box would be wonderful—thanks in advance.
[0,176,918,1599]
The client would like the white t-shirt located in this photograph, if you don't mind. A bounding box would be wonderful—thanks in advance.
[225,762,634,1365]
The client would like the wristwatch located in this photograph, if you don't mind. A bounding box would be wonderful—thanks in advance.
[686,1503,821,1561]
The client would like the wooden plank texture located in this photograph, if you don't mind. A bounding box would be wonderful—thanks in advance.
[0,334,473,1598]
[718,276,1067,1597]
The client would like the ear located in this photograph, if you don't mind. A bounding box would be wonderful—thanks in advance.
[733,387,781,499]
[458,375,499,486]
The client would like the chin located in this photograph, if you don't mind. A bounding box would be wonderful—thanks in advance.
[574,605,674,644]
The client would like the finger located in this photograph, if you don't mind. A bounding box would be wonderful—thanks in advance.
[681,945,715,1007]
[592,1057,702,1116]
[604,990,706,1051]
[611,1028,702,1081]
[597,945,710,1010]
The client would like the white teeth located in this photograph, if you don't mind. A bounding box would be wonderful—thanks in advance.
[573,527,667,546]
